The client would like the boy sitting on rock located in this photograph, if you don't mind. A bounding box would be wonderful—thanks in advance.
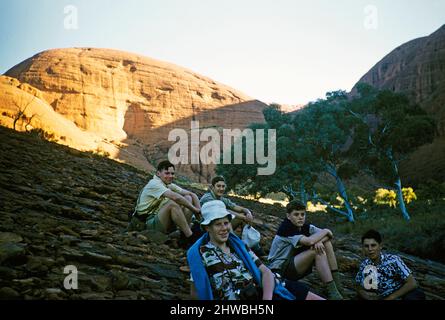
[355,229,425,300]
[267,200,344,300]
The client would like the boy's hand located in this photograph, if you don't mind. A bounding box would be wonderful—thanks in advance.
[313,241,325,254]
[245,210,254,222]
[364,291,381,300]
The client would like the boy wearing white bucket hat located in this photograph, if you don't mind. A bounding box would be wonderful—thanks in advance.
[187,200,323,301]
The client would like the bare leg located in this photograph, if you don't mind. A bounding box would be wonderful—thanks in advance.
[314,251,333,283]
[293,250,316,276]
[306,292,325,300]
[323,240,338,271]
[181,195,194,223]
[157,200,192,237]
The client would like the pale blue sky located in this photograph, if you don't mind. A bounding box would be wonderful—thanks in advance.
[1,0,444,105]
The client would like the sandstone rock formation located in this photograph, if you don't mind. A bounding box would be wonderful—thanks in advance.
[352,24,445,133]
[351,24,445,185]
[1,48,267,181]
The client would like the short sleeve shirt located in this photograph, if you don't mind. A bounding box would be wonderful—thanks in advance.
[267,222,321,271]
[135,175,184,216]
[191,241,263,300]
[200,190,237,211]
[355,253,412,297]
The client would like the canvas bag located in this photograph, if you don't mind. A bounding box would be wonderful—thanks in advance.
[241,225,261,248]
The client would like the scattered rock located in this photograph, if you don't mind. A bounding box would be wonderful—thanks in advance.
[0,232,23,244]
[0,242,27,265]
[110,270,129,291]
[0,126,444,300]
[140,230,169,245]
[0,287,20,299]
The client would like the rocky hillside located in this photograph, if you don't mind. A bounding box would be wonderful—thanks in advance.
[351,24,445,185]
[1,48,267,182]
[0,126,444,300]
[352,24,445,133]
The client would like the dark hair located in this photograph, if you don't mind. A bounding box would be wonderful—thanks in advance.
[286,200,306,213]
[157,160,175,172]
[211,176,226,186]
[361,229,382,244]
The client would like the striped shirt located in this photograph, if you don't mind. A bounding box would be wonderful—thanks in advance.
[356,253,412,297]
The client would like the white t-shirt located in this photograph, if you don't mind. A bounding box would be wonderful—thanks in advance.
[135,175,184,216]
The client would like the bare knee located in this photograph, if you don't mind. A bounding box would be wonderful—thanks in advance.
[315,250,328,258]
[295,250,316,263]
[165,201,182,214]
[307,250,317,258]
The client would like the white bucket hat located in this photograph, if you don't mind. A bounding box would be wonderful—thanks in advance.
[200,200,232,226]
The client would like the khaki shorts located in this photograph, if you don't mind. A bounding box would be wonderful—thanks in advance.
[145,214,169,233]
[146,209,178,234]
[281,249,314,280]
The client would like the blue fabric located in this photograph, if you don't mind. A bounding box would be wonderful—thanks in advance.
[187,232,296,300]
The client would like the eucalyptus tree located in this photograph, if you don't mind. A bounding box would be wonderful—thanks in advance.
[348,84,436,220]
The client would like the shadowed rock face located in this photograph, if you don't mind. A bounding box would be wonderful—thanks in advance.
[2,48,267,181]
[351,25,445,185]
[352,24,445,134]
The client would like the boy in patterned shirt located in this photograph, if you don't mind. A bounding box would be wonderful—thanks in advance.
[356,229,425,300]
[187,200,323,300]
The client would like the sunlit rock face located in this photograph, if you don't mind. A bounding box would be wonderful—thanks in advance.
[2,48,267,181]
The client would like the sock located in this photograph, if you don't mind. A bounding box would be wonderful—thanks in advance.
[331,270,344,295]
[326,281,343,300]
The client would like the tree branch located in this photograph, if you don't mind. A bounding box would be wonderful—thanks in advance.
[311,191,349,217]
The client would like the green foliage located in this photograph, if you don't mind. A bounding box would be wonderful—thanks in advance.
[28,128,56,142]
[217,86,437,222]
[93,147,110,158]
[416,180,445,200]
[333,200,445,263]
[350,85,436,181]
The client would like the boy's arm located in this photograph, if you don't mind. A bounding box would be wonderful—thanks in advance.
[298,229,331,247]
[176,189,201,207]
[190,282,198,300]
[258,264,275,300]
[383,275,417,300]
[231,205,254,222]
[356,285,380,300]
[163,190,201,215]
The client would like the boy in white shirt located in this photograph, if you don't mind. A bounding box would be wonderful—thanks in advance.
[130,160,202,248]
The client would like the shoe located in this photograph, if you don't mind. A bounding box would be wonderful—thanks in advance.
[178,231,201,250]
[332,270,345,296]
[191,223,204,238]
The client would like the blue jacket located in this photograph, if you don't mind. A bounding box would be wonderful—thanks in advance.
[187,232,296,300]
